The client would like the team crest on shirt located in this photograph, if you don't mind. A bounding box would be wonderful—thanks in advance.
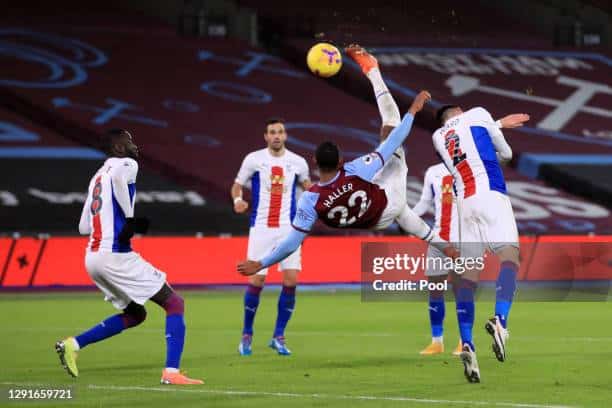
[269,167,286,194]
[271,174,285,185]
[441,180,454,204]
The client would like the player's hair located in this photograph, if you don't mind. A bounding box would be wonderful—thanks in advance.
[102,128,130,155]
[264,117,284,133]
[435,105,460,125]
[315,141,340,172]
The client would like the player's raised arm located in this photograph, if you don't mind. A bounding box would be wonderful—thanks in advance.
[497,113,530,129]
[477,108,514,163]
[376,90,430,163]
[412,168,434,216]
[237,191,318,276]
[344,90,431,182]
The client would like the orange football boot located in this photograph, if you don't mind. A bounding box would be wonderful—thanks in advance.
[345,44,379,75]
[419,341,444,355]
[160,369,204,385]
[452,340,463,356]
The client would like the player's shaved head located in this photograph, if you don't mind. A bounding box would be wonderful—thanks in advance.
[436,105,462,125]
[315,141,340,172]
[103,128,139,159]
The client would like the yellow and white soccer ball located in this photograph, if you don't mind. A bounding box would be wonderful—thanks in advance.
[306,42,342,78]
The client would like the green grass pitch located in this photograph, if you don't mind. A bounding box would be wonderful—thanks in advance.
[2,290,611,407]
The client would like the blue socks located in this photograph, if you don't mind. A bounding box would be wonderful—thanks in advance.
[274,286,296,338]
[75,314,126,348]
[243,284,262,336]
[242,284,297,338]
[428,293,445,339]
[495,261,518,329]
[74,293,188,370]
[454,277,477,350]
[165,314,185,368]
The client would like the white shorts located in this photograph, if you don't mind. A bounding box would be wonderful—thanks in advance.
[458,190,519,258]
[248,226,301,276]
[373,147,408,230]
[85,250,166,310]
[424,243,454,277]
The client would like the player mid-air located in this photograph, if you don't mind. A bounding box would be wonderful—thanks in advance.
[414,114,529,358]
[232,118,311,356]
[432,105,529,383]
[237,87,446,276]
[55,129,203,385]
[343,44,442,243]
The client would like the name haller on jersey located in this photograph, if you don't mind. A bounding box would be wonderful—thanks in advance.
[322,183,354,208]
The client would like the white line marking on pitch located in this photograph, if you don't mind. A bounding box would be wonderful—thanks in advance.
[0,381,576,408]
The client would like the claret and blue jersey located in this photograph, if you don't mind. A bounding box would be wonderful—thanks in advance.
[260,112,416,268]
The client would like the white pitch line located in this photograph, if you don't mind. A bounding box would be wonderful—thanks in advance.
[0,381,575,408]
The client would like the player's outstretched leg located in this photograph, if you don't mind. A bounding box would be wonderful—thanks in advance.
[345,44,379,75]
[151,284,203,384]
[239,283,263,356]
[486,256,517,362]
[346,44,401,135]
[269,283,296,356]
[453,275,480,382]
[55,302,147,378]
[420,281,445,355]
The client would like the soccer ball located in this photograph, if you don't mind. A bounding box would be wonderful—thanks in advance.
[306,43,342,78]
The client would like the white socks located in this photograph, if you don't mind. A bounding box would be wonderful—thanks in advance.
[395,205,432,240]
[367,68,401,127]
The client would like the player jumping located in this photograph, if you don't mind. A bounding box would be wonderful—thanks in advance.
[343,44,439,243]
[55,129,203,385]
[232,118,311,356]
[237,87,450,278]
[432,106,529,383]
[414,110,528,357]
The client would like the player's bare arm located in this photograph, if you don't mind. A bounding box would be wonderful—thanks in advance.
[237,260,263,276]
[408,91,432,116]
[301,180,313,190]
[231,182,249,213]
[498,113,530,129]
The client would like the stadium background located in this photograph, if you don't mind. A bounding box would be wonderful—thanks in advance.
[1,0,610,287]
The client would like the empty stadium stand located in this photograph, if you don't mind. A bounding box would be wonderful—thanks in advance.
[1,2,610,235]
